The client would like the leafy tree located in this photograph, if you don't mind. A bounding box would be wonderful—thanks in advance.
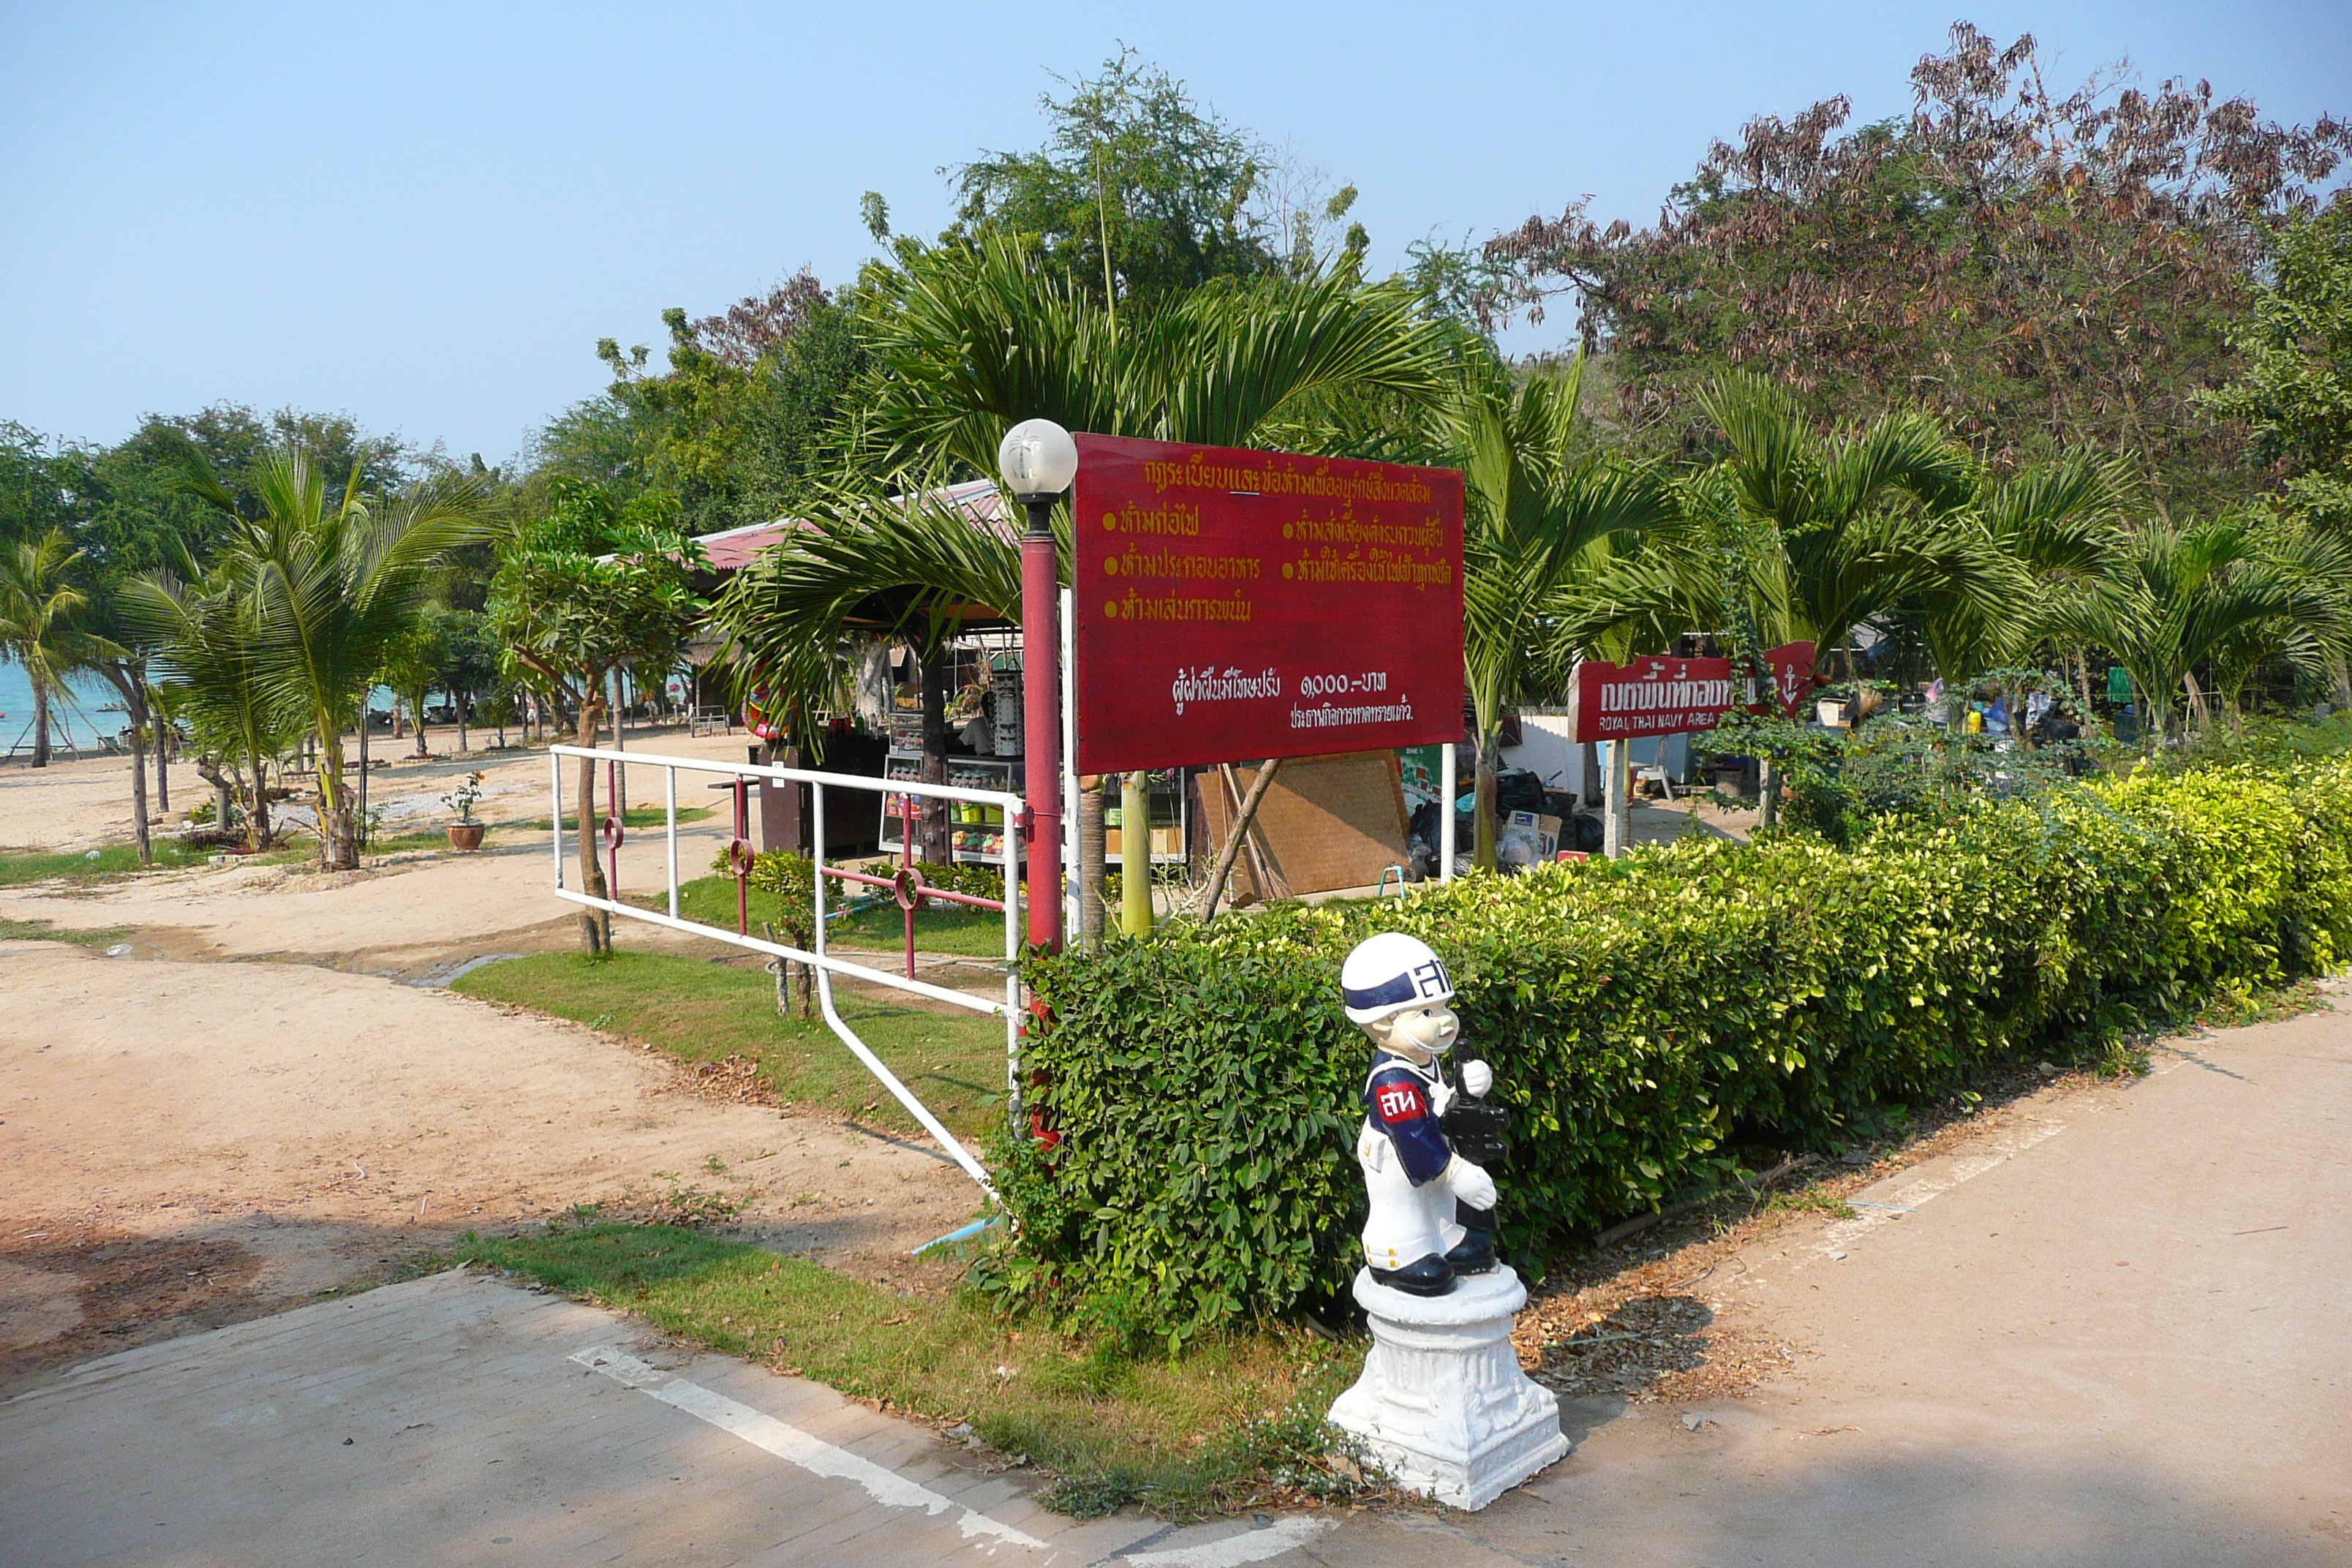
[178,445,489,867]
[0,423,83,551]
[0,530,94,767]
[488,480,705,953]
[942,51,1341,309]
[377,614,445,758]
[1481,25,2352,506]
[2198,197,2352,529]
[435,606,502,752]
[554,271,870,532]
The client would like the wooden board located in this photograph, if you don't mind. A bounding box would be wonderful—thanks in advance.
[1198,750,1409,900]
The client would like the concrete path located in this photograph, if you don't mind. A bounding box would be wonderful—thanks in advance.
[5,992,2348,1565]
[0,1268,1325,1567]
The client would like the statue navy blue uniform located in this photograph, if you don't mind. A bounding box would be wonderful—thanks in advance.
[1344,932,1501,1296]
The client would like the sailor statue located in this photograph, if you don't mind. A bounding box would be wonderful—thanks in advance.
[1341,931,1507,1295]
[1329,931,1567,1507]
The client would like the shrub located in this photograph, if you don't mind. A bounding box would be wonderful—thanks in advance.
[991,754,2352,1343]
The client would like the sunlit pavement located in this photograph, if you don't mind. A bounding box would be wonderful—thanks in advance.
[4,994,2348,1567]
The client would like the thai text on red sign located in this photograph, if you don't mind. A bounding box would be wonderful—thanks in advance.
[1572,643,1816,743]
[1071,434,1465,774]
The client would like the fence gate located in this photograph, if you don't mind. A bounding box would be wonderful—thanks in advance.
[546,744,1022,1202]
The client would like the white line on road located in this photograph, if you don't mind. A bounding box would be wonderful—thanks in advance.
[1813,1118,2068,1259]
[572,1345,1048,1552]
[1123,1516,1333,1566]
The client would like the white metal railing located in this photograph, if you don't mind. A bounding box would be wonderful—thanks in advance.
[547,744,1022,1199]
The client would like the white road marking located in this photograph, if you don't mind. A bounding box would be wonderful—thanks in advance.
[571,1346,1047,1552]
[1813,1119,2068,1259]
[1123,1516,1334,1567]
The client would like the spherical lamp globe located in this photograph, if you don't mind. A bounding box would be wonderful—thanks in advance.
[997,419,1079,501]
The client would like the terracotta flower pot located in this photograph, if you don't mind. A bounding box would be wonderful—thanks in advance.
[446,821,486,851]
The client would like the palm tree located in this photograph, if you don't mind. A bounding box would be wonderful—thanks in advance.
[2055,513,2345,746]
[862,231,1445,473]
[1913,454,2127,717]
[2205,526,2352,727]
[119,548,291,850]
[178,446,488,867]
[1695,376,1994,670]
[1438,356,1677,867]
[0,530,92,768]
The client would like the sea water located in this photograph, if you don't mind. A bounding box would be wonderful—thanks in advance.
[0,663,121,755]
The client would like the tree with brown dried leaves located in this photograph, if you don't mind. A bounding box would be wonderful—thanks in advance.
[1480,24,2351,511]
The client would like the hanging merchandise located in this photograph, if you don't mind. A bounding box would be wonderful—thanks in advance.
[743,682,786,743]
[992,666,1025,757]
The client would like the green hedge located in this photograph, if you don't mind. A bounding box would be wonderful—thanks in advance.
[989,755,2352,1345]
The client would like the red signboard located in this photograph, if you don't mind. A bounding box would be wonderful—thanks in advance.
[1071,435,1465,774]
[1572,642,1817,743]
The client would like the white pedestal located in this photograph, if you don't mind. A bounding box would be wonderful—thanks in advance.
[1327,1264,1569,1510]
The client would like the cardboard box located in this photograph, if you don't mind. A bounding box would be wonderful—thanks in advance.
[1500,810,1561,864]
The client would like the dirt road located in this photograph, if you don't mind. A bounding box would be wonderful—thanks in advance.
[0,732,989,1390]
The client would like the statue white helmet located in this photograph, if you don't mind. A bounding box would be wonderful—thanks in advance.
[1341,932,1457,1025]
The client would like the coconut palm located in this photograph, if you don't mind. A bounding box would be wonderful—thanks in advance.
[862,230,1446,473]
[119,549,293,850]
[2204,526,2352,727]
[0,530,94,768]
[178,445,489,867]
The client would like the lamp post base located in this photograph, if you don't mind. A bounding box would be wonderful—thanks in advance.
[1327,1264,1569,1510]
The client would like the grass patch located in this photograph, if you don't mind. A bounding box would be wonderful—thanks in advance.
[2189,973,2337,1033]
[0,916,137,949]
[516,804,714,832]
[454,1221,1373,1518]
[361,825,477,854]
[1760,1188,1857,1221]
[451,949,1011,1138]
[0,839,216,886]
[656,872,1009,958]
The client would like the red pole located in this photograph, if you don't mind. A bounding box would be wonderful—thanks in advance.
[901,792,917,979]
[1019,497,1063,951]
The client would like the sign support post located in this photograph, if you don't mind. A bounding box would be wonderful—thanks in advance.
[1120,771,1153,934]
[1602,739,1630,859]
[1061,588,1079,943]
[1438,742,1457,882]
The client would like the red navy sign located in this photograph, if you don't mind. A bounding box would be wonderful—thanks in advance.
[1571,643,1816,742]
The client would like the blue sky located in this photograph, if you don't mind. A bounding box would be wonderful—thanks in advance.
[2,1,2345,466]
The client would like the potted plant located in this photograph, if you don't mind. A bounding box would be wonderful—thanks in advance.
[442,771,487,851]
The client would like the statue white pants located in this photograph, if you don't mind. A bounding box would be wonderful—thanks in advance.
[1357,1120,1467,1272]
